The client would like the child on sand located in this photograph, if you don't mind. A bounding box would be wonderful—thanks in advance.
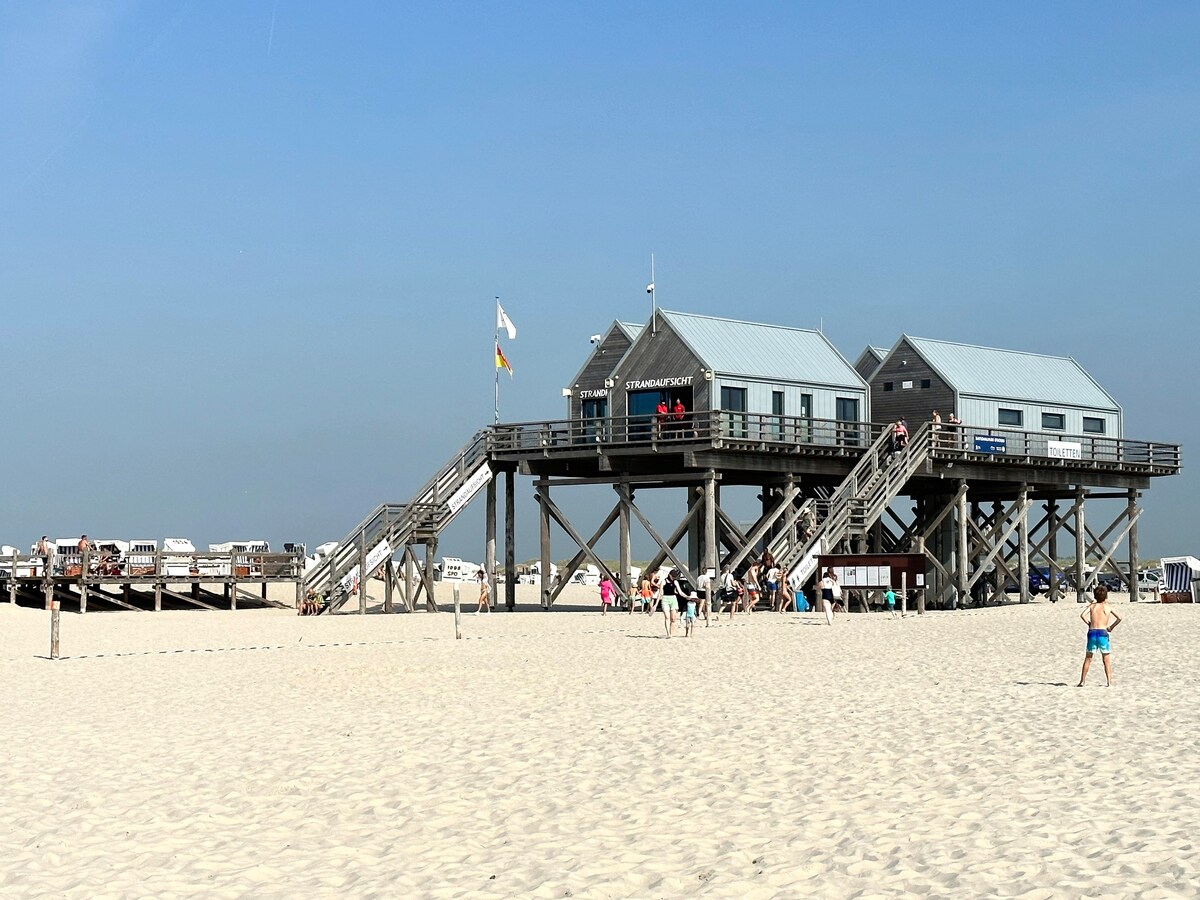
[1078,586,1122,686]
[885,587,897,618]
[599,577,615,615]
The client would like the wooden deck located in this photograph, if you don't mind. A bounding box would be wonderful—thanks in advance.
[2,551,304,613]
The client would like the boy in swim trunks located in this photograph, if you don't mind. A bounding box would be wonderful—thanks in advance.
[1078,585,1122,687]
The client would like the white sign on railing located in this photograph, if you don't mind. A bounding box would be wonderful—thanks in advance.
[445,463,493,515]
[1048,440,1082,460]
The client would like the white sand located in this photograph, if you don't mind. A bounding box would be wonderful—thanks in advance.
[3,589,1198,898]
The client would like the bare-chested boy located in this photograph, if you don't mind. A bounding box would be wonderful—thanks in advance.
[1078,586,1122,686]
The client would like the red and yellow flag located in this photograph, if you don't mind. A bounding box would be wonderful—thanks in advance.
[495,343,513,377]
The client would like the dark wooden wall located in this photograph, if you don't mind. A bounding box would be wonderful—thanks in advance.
[609,315,707,418]
[869,338,956,425]
[568,327,634,419]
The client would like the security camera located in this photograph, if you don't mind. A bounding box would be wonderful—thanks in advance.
[589,334,602,344]
[645,282,655,294]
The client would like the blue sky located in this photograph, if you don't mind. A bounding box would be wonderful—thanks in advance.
[2,2,1196,558]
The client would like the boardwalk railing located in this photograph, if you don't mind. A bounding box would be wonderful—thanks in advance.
[489,412,1180,473]
[0,549,304,581]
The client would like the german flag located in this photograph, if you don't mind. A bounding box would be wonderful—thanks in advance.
[495,343,513,377]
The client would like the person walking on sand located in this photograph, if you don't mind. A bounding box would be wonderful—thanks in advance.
[820,568,837,625]
[885,586,898,618]
[474,568,491,614]
[647,569,663,615]
[765,562,781,612]
[639,572,652,612]
[660,570,680,637]
[1078,585,1122,686]
[599,576,616,615]
[743,562,761,613]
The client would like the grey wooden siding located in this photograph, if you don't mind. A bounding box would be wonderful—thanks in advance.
[608,320,706,418]
[870,338,956,426]
[713,377,867,422]
[958,398,1122,438]
[853,348,883,381]
[567,329,633,419]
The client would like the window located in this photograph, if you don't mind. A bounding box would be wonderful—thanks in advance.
[921,379,931,389]
[883,382,894,392]
[1042,412,1065,430]
[998,409,1023,427]
[771,391,784,440]
[836,397,861,446]
[1083,417,1105,434]
[721,386,748,438]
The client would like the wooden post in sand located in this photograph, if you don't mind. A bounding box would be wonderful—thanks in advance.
[485,474,497,609]
[916,537,927,615]
[453,584,462,639]
[50,600,61,659]
[901,571,908,617]
[538,478,552,609]
[9,550,17,603]
[358,531,367,615]
[505,469,516,611]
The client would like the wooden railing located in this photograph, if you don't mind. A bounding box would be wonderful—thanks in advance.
[0,549,305,580]
[488,412,1180,472]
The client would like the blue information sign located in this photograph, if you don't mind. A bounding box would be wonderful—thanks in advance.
[974,435,1007,454]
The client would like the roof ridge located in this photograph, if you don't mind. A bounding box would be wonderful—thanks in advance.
[904,334,1076,363]
[660,309,823,336]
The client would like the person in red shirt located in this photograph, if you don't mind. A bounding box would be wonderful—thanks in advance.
[672,398,686,436]
[655,399,669,439]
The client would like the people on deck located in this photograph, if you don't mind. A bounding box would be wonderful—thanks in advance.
[655,399,669,439]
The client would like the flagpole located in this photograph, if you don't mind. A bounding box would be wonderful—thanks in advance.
[494,297,500,424]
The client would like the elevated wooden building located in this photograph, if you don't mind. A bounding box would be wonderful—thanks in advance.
[300,311,1181,616]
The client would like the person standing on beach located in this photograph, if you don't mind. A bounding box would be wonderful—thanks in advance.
[743,562,761,612]
[475,568,491,614]
[820,569,836,625]
[1078,586,1122,686]
[765,562,781,611]
[885,586,898,618]
[639,572,652,612]
[660,570,679,637]
[599,576,615,615]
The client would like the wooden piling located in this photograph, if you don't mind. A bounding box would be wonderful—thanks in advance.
[50,600,60,659]
[454,584,462,639]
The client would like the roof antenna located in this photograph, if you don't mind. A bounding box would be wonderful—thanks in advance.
[819,316,823,334]
[646,253,656,335]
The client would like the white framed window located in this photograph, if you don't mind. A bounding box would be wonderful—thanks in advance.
[998,409,1022,427]
[1083,417,1105,434]
[1042,412,1065,430]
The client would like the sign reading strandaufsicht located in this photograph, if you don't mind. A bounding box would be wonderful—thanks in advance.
[1048,440,1082,460]
[625,376,694,391]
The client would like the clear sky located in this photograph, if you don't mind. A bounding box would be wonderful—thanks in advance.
[2,2,1196,559]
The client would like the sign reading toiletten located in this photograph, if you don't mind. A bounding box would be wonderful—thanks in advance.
[1048,440,1082,460]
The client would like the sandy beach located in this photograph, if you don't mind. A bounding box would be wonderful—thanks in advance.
[3,588,1198,898]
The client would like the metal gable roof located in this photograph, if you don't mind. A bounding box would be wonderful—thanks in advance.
[616,321,643,340]
[903,336,1120,410]
[660,310,865,389]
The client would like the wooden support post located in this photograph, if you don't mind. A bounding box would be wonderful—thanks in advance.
[424,539,439,612]
[901,571,908,617]
[1018,484,1030,604]
[916,537,926,615]
[294,578,302,613]
[383,556,394,613]
[539,478,552,609]
[704,470,718,587]
[406,551,416,612]
[50,600,61,659]
[505,469,516,611]
[454,584,462,639]
[1047,500,1060,603]
[617,483,632,613]
[1075,486,1087,601]
[229,577,236,610]
[956,481,969,609]
[9,550,17,603]
[485,474,497,609]
[1128,489,1140,602]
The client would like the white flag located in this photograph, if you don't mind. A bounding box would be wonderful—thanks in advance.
[497,303,517,340]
